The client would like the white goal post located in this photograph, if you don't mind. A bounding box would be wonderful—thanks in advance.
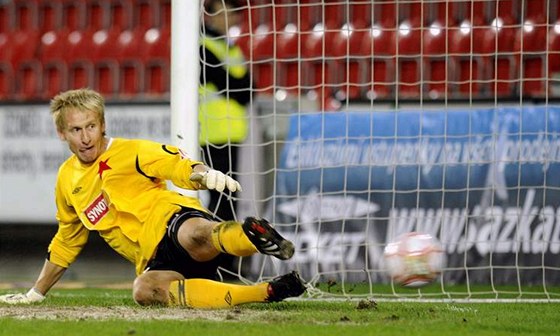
[183,0,560,301]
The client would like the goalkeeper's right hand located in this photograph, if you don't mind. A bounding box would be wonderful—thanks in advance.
[0,288,45,304]
[189,169,242,193]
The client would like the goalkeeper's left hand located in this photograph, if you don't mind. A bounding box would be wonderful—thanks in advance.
[0,288,45,304]
[190,169,242,193]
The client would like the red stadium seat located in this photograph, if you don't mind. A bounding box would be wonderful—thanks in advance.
[251,23,275,94]
[10,1,42,100]
[449,20,488,97]
[375,1,397,29]
[241,1,291,95]
[423,21,451,99]
[133,0,156,31]
[38,22,65,63]
[0,2,10,32]
[514,18,547,96]
[514,18,547,51]
[271,0,291,30]
[349,2,372,29]
[38,1,63,32]
[109,0,132,30]
[322,1,344,30]
[432,1,458,27]
[61,0,84,32]
[115,28,145,96]
[104,0,148,97]
[250,0,274,27]
[230,7,253,59]
[296,0,316,31]
[13,0,38,31]
[451,0,486,28]
[141,26,170,96]
[550,22,560,97]
[396,20,422,97]
[0,62,13,99]
[481,17,517,97]
[493,0,517,27]
[303,22,341,103]
[85,0,108,32]
[331,24,368,100]
[160,0,171,29]
[400,1,425,27]
[39,30,69,98]
[68,61,94,91]
[10,29,41,68]
[117,26,144,95]
[43,62,67,98]
[92,29,120,96]
[275,25,307,95]
[0,31,12,65]
[10,1,41,69]
[232,27,251,61]
[524,0,545,21]
[46,1,88,92]
[61,0,97,90]
[35,2,71,97]
[15,63,42,100]
[38,0,79,97]
[359,23,396,99]
[65,30,95,90]
[549,22,560,74]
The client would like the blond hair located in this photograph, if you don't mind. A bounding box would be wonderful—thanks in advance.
[50,88,105,132]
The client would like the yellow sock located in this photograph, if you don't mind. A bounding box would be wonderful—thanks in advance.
[211,221,257,256]
[168,278,269,308]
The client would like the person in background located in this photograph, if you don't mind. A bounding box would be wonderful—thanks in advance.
[0,88,305,308]
[199,0,250,223]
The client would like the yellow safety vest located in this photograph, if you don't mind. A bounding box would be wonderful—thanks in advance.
[199,37,248,145]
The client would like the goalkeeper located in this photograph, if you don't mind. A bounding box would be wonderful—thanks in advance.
[0,88,305,308]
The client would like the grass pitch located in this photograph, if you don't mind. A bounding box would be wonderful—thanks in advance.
[0,287,559,336]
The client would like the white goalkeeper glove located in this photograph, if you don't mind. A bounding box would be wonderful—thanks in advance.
[0,288,45,304]
[190,169,242,193]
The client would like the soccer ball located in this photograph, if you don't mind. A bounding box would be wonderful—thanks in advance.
[383,232,445,288]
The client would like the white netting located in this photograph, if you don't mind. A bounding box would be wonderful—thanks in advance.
[201,0,560,301]
[0,0,559,301]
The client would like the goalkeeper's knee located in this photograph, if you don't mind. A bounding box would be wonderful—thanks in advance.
[133,276,168,306]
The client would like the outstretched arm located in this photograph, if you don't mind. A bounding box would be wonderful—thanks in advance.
[135,141,242,193]
[0,259,66,304]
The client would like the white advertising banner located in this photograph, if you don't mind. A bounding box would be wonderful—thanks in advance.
[0,104,171,223]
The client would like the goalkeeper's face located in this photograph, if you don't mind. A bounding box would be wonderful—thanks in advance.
[57,108,107,165]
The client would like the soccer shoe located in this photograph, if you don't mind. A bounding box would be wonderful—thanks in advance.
[242,217,295,260]
[267,271,307,302]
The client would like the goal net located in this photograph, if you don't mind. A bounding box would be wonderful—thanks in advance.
[199,0,560,301]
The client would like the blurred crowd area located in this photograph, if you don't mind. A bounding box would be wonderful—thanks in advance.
[0,0,558,110]
[0,0,171,102]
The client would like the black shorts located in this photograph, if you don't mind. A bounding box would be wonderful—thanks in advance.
[145,207,222,279]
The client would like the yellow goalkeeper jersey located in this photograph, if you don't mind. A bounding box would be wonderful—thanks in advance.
[48,138,206,275]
